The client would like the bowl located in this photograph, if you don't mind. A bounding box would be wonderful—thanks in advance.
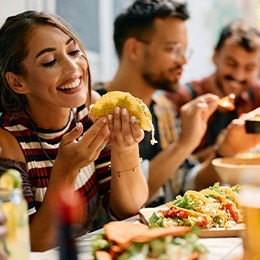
[245,119,260,134]
[212,157,260,186]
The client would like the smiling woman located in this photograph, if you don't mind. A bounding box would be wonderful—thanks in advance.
[0,10,148,252]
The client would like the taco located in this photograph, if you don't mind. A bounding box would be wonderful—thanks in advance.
[200,187,243,224]
[90,91,152,131]
[167,190,217,212]
[207,183,241,209]
[90,91,158,145]
[149,205,213,229]
[167,190,229,227]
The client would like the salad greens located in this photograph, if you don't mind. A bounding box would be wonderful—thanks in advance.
[91,231,207,260]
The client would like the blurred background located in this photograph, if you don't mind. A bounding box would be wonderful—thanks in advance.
[1,0,259,84]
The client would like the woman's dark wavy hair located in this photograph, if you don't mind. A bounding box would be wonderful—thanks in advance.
[0,10,91,113]
[113,0,190,58]
[215,19,260,52]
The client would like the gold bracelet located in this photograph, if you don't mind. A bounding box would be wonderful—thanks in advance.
[109,158,143,177]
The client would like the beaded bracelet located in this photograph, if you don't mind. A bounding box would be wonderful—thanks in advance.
[109,158,143,177]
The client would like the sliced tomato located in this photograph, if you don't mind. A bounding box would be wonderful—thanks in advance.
[196,216,208,228]
[222,203,239,222]
[161,207,189,219]
[173,208,189,219]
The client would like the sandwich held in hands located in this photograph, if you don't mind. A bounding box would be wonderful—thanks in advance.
[91,221,207,259]
[90,91,158,145]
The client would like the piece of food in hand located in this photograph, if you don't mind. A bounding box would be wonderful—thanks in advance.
[91,221,207,259]
[90,91,158,144]
[217,93,235,110]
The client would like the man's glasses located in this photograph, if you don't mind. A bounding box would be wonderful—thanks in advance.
[136,38,193,62]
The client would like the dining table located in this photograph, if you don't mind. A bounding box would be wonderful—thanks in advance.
[29,213,244,260]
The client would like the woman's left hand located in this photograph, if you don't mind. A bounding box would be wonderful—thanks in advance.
[107,107,144,151]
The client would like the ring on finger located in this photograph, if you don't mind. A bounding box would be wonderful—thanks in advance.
[99,145,104,150]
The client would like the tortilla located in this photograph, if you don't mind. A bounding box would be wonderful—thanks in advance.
[215,186,241,208]
[161,205,213,228]
[200,188,243,223]
[90,91,152,131]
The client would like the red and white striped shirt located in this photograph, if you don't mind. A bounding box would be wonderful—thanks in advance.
[0,105,112,230]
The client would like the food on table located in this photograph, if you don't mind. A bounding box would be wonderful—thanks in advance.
[217,93,235,110]
[199,187,243,224]
[149,183,243,229]
[151,204,213,228]
[91,221,207,260]
[89,90,158,144]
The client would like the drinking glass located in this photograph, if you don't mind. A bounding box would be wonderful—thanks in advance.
[0,188,30,260]
[239,186,260,260]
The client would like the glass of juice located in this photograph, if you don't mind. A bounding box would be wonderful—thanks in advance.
[0,188,30,260]
[239,187,260,260]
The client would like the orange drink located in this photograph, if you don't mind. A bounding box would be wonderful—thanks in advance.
[239,188,260,260]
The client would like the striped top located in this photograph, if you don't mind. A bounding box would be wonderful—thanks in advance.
[0,105,112,229]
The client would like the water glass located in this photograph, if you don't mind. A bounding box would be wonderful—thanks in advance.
[0,188,30,260]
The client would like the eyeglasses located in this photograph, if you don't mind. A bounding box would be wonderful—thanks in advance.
[136,38,193,61]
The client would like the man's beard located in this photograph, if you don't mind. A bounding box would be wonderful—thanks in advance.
[216,74,248,96]
[141,71,180,93]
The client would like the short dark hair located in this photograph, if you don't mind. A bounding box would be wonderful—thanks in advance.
[215,20,260,52]
[113,0,190,58]
[0,10,91,113]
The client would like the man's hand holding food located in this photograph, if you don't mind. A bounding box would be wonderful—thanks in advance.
[179,94,219,152]
[216,107,260,157]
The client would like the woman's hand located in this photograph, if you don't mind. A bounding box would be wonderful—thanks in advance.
[107,107,148,218]
[54,118,110,176]
[107,107,144,152]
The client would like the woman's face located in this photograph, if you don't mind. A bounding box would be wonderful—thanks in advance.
[18,25,89,111]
